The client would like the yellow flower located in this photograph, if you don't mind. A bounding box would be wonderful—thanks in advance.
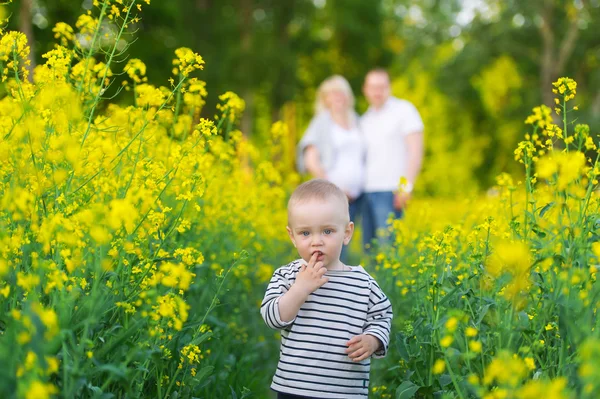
[468,374,479,385]
[524,104,552,127]
[75,14,98,37]
[433,358,446,374]
[124,58,147,84]
[46,357,60,375]
[469,340,483,353]
[25,381,58,399]
[17,272,41,292]
[524,357,535,370]
[517,377,568,399]
[440,335,454,348]
[445,317,458,333]
[179,344,203,369]
[465,326,478,337]
[52,22,74,46]
[483,352,528,387]
[172,47,204,77]
[553,77,577,102]
[486,240,531,279]
[216,91,245,123]
[32,303,59,340]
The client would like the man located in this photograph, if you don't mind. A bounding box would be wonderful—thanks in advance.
[360,68,424,250]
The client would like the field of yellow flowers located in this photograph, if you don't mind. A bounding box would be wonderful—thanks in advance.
[1,1,600,399]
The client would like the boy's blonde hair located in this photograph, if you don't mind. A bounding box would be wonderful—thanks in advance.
[288,179,349,224]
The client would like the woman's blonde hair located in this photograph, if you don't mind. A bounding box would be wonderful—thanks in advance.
[315,75,355,118]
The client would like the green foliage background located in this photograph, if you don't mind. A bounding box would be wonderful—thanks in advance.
[7,0,600,194]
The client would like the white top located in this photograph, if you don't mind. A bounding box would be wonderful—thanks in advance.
[360,97,424,192]
[326,123,365,199]
[261,260,393,399]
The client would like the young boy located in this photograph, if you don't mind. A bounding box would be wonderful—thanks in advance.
[260,179,393,399]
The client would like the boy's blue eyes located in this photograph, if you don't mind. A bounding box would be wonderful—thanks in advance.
[299,229,333,236]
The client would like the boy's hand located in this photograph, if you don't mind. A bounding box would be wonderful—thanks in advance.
[345,334,381,362]
[294,252,328,296]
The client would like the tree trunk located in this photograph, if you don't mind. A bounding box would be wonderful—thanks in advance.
[19,0,35,80]
[539,1,555,111]
[240,0,254,137]
[539,0,580,116]
[270,0,296,124]
[196,0,211,10]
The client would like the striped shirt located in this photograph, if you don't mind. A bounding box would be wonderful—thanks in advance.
[260,260,393,399]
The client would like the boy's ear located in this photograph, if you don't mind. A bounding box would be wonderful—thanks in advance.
[286,226,296,247]
[343,221,354,245]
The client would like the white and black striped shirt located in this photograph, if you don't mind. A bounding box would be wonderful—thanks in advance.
[260,260,393,399]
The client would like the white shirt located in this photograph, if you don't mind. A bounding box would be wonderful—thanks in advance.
[326,123,365,199]
[360,97,424,192]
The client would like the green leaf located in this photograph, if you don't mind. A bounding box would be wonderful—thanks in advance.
[438,374,452,387]
[240,387,253,399]
[95,364,127,380]
[437,286,462,307]
[538,202,554,217]
[396,336,410,361]
[395,381,420,399]
[96,320,143,358]
[188,331,213,347]
[531,225,547,238]
[476,303,492,325]
[190,366,214,386]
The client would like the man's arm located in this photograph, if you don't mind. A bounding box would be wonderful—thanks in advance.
[394,130,424,210]
[404,131,424,185]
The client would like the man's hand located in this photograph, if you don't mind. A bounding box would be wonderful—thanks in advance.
[294,252,328,295]
[393,191,411,211]
[345,334,382,362]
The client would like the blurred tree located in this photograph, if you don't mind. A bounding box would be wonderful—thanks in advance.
[8,0,390,135]
[6,0,600,191]
[19,0,35,77]
[384,0,600,187]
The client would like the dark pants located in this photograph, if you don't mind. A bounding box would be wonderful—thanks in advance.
[361,191,403,252]
[277,392,320,399]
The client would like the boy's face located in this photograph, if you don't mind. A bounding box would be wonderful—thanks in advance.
[287,197,354,268]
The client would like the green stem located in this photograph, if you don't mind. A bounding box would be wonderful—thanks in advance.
[562,97,568,151]
[156,367,163,398]
[445,358,466,399]
[170,75,185,136]
[76,0,110,97]
[81,0,138,147]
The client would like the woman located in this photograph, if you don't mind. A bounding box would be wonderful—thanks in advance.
[296,75,365,236]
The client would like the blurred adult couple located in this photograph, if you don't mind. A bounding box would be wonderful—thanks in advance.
[296,69,424,255]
